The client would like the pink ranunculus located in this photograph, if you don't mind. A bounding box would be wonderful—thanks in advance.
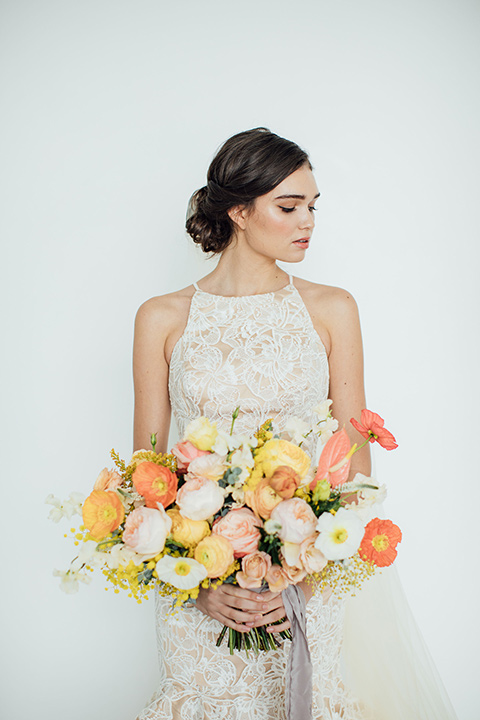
[122,505,172,556]
[93,468,123,492]
[270,498,317,544]
[212,507,262,558]
[236,551,272,589]
[171,440,210,471]
[176,477,225,522]
[265,564,289,593]
[300,536,328,574]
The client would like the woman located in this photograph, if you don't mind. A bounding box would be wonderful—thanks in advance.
[132,128,456,720]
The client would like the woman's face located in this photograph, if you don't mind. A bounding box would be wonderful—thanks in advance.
[230,164,320,263]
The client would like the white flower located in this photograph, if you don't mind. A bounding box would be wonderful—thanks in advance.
[187,453,228,482]
[155,555,207,590]
[315,508,365,561]
[270,498,317,544]
[176,477,225,521]
[264,518,282,535]
[122,505,172,556]
[317,416,339,444]
[45,492,85,522]
[283,416,310,445]
[313,399,333,422]
[103,542,146,569]
[70,540,101,571]
[281,541,302,567]
[229,445,255,483]
[53,568,91,594]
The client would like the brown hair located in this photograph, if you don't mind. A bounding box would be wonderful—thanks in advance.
[185,127,312,254]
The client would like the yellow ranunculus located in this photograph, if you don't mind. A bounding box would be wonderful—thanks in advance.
[194,534,234,578]
[253,439,311,483]
[185,416,218,451]
[167,509,210,548]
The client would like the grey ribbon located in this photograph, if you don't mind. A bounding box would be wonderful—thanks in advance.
[282,584,313,720]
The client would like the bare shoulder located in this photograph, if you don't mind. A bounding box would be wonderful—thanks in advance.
[135,284,196,333]
[292,277,360,354]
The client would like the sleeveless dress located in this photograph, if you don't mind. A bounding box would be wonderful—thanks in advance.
[136,275,367,720]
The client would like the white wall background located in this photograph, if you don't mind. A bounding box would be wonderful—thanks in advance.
[1,1,478,718]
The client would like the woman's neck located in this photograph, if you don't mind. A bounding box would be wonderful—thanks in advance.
[200,247,289,297]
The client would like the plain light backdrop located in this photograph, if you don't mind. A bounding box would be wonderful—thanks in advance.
[1,1,478,718]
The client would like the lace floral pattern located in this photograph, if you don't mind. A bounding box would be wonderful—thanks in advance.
[137,278,366,719]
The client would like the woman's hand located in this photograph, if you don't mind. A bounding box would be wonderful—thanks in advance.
[195,584,276,633]
[251,580,315,634]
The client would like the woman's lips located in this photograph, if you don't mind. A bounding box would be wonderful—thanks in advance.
[293,238,310,247]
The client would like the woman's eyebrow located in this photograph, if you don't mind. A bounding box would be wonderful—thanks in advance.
[274,192,321,200]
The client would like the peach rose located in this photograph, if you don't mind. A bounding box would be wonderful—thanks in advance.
[176,477,224,521]
[171,440,210,471]
[236,551,272,589]
[265,564,289,593]
[270,498,317,544]
[194,534,234,578]
[122,505,172,555]
[300,536,328,574]
[93,468,123,492]
[187,453,227,482]
[245,478,282,520]
[82,490,125,541]
[167,508,210,548]
[269,466,301,499]
[281,559,307,584]
[212,507,261,557]
[132,462,178,509]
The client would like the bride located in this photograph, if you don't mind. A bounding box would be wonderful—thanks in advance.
[132,128,457,719]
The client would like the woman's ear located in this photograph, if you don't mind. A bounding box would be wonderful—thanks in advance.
[227,205,249,231]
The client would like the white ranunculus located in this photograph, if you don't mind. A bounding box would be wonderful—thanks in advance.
[122,505,172,556]
[176,477,225,521]
[315,508,365,561]
[155,555,207,590]
[187,452,228,482]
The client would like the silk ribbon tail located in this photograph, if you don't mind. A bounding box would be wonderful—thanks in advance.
[282,584,313,720]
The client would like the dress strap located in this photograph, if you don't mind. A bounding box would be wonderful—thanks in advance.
[288,274,294,286]
[193,281,200,291]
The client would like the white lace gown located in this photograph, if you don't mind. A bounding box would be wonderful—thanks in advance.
[136,275,366,720]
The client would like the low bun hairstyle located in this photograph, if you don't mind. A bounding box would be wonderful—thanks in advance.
[186,127,312,254]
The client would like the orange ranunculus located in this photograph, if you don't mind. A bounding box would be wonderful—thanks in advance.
[350,410,398,451]
[132,462,178,509]
[82,490,125,540]
[359,518,402,567]
[245,478,282,520]
[310,429,352,490]
[269,466,301,499]
[194,534,234,578]
[236,551,272,589]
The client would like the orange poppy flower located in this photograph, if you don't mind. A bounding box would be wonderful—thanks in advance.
[132,461,178,509]
[359,518,402,567]
[82,490,125,540]
[350,410,398,450]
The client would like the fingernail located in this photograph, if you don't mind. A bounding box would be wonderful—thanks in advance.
[263,604,268,610]
[255,614,262,620]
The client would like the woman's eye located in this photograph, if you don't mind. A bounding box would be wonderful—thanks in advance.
[279,206,317,213]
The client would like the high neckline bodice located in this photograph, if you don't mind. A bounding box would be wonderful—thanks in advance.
[192,274,294,299]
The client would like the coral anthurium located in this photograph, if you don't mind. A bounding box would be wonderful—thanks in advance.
[359,518,402,567]
[310,428,353,490]
[82,489,125,540]
[132,461,178,509]
[350,410,398,450]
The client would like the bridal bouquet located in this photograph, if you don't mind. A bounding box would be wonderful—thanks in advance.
[47,403,401,653]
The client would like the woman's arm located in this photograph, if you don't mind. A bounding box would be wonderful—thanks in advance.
[323,287,371,479]
[132,297,174,453]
